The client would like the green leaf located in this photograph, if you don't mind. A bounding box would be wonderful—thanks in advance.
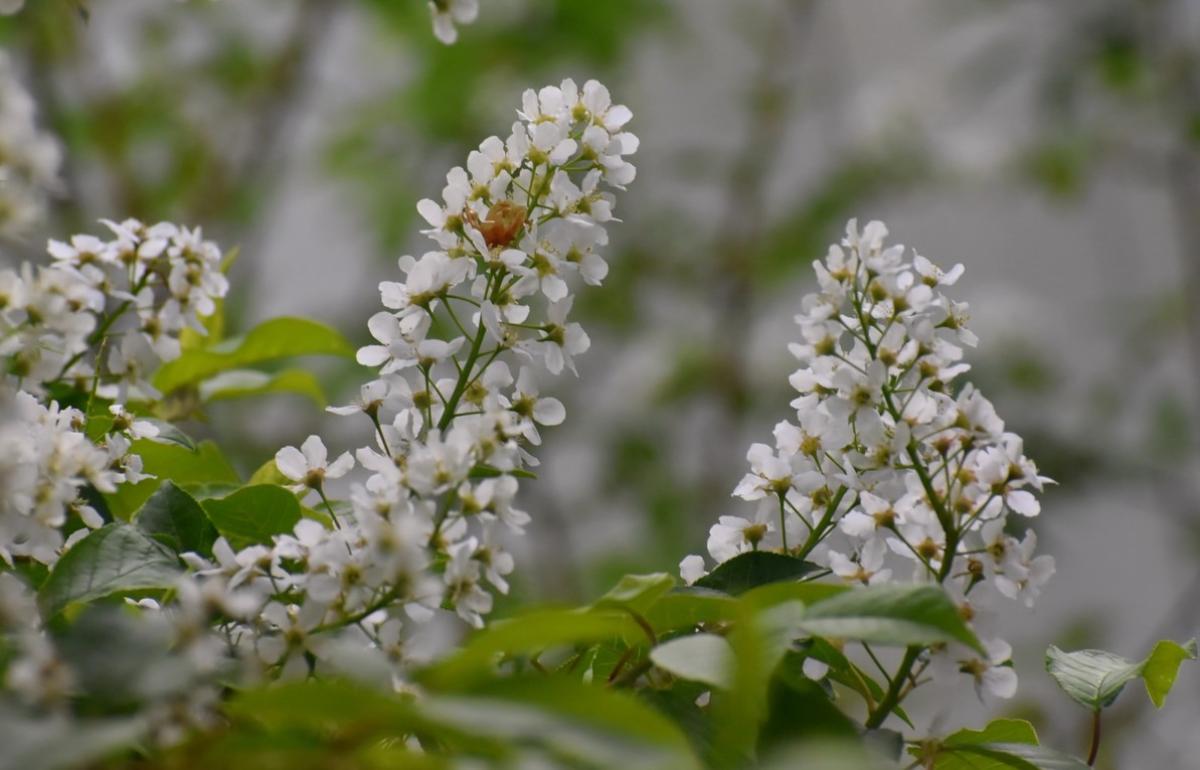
[197,368,328,407]
[419,608,636,691]
[1046,638,1198,711]
[39,524,182,617]
[246,458,290,486]
[103,439,240,519]
[934,743,1090,770]
[797,584,983,652]
[592,572,676,616]
[693,552,821,595]
[423,678,701,769]
[944,719,1040,747]
[1142,638,1197,708]
[642,589,738,632]
[650,633,734,689]
[133,481,218,557]
[201,485,302,549]
[1045,646,1142,710]
[139,419,197,451]
[153,316,354,393]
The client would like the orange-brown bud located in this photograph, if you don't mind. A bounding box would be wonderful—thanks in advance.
[466,200,527,249]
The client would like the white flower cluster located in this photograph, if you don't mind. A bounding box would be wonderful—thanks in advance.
[0,387,155,566]
[179,78,637,680]
[0,52,61,235]
[1,219,228,397]
[429,0,479,44]
[681,219,1055,702]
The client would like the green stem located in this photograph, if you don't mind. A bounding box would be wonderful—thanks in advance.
[794,486,847,561]
[1086,709,1102,766]
[865,646,920,728]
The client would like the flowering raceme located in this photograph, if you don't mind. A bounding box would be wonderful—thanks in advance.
[0,52,60,235]
[682,219,1055,702]
[175,77,637,679]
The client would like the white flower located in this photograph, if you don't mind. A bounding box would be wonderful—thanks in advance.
[428,0,478,45]
[275,435,354,493]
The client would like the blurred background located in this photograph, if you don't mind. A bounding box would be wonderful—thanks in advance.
[2,0,1199,766]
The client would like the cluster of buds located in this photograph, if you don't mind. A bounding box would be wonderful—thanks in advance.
[178,78,637,681]
[682,219,1054,702]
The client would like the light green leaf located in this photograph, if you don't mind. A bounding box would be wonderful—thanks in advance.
[103,439,240,519]
[693,551,822,595]
[198,368,327,407]
[1142,638,1197,708]
[944,719,1040,747]
[39,524,182,617]
[133,481,218,557]
[797,584,983,652]
[592,573,676,616]
[1047,638,1197,712]
[201,485,302,549]
[1045,646,1142,710]
[153,316,354,393]
[650,633,734,689]
[247,459,290,486]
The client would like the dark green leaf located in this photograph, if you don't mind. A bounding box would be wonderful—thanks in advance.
[935,743,1090,770]
[39,524,181,617]
[133,482,218,557]
[693,552,821,595]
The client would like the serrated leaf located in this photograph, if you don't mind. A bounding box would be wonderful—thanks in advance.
[39,524,182,617]
[1142,638,1197,708]
[198,368,327,407]
[797,584,983,652]
[133,481,218,557]
[201,485,302,549]
[650,633,734,689]
[693,551,821,595]
[154,316,354,394]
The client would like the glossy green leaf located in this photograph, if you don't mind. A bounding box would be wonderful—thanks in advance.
[797,584,983,652]
[133,481,218,557]
[39,524,182,617]
[153,316,354,393]
[650,633,734,689]
[197,368,327,407]
[693,551,821,595]
[201,485,302,549]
